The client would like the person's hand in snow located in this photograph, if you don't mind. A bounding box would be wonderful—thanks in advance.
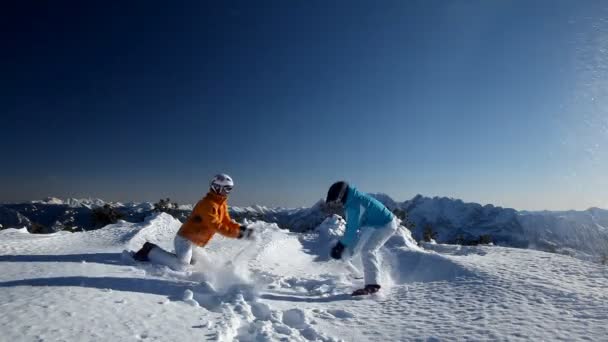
[238,225,254,240]
[330,241,345,259]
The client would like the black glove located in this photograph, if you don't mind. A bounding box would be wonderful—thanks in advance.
[238,225,254,240]
[330,241,345,259]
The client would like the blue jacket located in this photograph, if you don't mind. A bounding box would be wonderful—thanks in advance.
[341,186,394,247]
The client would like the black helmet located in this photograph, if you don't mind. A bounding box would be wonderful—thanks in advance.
[326,181,349,205]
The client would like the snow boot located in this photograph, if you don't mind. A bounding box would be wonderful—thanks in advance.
[133,242,158,262]
[352,284,381,296]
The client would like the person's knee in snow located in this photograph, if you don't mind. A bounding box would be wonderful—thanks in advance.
[133,242,159,262]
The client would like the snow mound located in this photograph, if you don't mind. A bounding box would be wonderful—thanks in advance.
[316,214,346,241]
[389,248,479,283]
[0,227,29,234]
[124,212,183,251]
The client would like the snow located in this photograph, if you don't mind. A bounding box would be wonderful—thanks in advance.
[177,204,194,211]
[1,213,607,341]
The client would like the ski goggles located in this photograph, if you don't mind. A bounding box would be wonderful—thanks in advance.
[211,184,233,195]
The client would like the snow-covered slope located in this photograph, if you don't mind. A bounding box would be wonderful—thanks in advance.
[0,214,606,341]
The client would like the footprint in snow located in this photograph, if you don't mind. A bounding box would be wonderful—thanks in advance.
[326,309,355,319]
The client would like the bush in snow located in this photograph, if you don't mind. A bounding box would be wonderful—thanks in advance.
[452,233,493,246]
[28,222,43,234]
[477,234,493,245]
[28,222,53,234]
[153,198,189,222]
[392,208,406,220]
[92,204,124,228]
[422,224,438,243]
[393,208,416,232]
[52,220,82,233]
[455,234,465,245]
[153,198,178,213]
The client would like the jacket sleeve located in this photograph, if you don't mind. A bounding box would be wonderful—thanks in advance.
[222,205,238,228]
[200,201,241,238]
[340,203,361,248]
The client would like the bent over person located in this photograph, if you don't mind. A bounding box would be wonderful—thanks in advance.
[325,181,398,296]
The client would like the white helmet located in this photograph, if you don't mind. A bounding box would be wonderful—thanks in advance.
[210,173,234,195]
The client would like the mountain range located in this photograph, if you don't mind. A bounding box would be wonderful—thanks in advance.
[1,195,606,262]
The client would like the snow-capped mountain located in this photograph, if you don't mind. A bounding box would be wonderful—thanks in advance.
[398,194,528,247]
[0,199,155,233]
[368,194,608,262]
[518,209,608,259]
[230,194,608,261]
[1,194,607,262]
[32,197,109,208]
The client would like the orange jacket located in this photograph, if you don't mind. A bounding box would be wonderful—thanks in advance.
[177,192,241,246]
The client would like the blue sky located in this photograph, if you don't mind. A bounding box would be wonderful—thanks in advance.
[2,1,607,210]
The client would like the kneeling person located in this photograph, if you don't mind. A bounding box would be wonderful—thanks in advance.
[133,174,254,270]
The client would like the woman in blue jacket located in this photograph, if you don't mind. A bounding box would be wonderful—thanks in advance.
[326,181,399,296]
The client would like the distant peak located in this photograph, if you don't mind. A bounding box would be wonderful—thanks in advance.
[587,207,608,212]
[41,197,64,204]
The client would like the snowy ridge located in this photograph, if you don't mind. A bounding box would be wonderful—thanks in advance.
[0,214,606,340]
[233,194,608,261]
[32,197,109,208]
[519,210,608,260]
[28,197,156,211]
[399,194,527,245]
[3,195,608,261]
[359,194,607,261]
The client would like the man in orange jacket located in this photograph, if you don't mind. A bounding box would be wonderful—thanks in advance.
[132,174,254,270]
